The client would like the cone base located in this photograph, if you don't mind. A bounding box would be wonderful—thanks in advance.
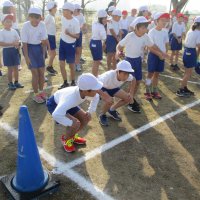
[0,173,60,200]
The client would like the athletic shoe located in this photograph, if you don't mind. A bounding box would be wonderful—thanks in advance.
[39,91,48,100]
[144,92,153,101]
[71,81,76,86]
[52,66,58,74]
[61,135,76,152]
[108,109,121,121]
[45,76,48,82]
[80,57,86,64]
[127,102,141,113]
[0,105,3,110]
[133,98,140,107]
[0,70,2,76]
[8,82,16,90]
[184,86,195,96]
[73,133,86,145]
[174,64,180,71]
[14,82,24,88]
[46,66,56,76]
[32,94,46,104]
[76,64,82,72]
[151,92,162,99]
[58,82,69,90]
[99,114,109,126]
[18,65,22,71]
[176,88,190,97]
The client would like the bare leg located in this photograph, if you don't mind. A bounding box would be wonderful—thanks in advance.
[180,68,193,88]
[92,60,100,77]
[38,67,45,91]
[69,63,75,81]
[60,60,67,81]
[48,50,56,67]
[30,69,39,93]
[7,67,14,83]
[13,66,19,81]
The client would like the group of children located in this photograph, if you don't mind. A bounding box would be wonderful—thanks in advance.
[0,1,200,153]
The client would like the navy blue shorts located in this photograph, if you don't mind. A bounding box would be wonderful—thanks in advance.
[121,29,128,39]
[3,47,20,67]
[125,57,142,81]
[183,48,197,68]
[27,44,45,69]
[147,52,165,73]
[46,95,80,116]
[75,31,82,48]
[90,40,103,61]
[59,39,76,64]
[101,87,120,97]
[171,36,182,51]
[106,35,117,53]
[48,35,56,50]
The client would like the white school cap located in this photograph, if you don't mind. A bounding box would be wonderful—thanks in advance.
[2,0,14,7]
[1,14,13,22]
[62,2,75,12]
[130,16,149,29]
[139,5,148,12]
[112,9,122,17]
[194,16,200,23]
[108,6,116,13]
[74,4,83,10]
[153,12,170,20]
[98,10,107,18]
[116,60,134,73]
[28,7,42,16]
[46,1,57,10]
[77,73,103,91]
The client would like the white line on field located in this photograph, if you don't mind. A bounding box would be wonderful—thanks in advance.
[24,84,59,94]
[0,121,115,200]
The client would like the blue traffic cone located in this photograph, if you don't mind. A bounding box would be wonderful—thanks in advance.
[12,105,49,192]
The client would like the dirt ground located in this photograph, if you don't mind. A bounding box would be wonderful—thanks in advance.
[0,22,200,200]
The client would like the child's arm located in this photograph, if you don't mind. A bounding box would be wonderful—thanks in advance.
[0,41,19,48]
[110,29,119,42]
[22,43,31,66]
[65,29,80,39]
[116,44,124,60]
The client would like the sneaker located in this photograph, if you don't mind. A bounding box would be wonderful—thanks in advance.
[0,105,3,110]
[133,98,140,107]
[8,82,16,90]
[0,70,2,76]
[99,114,109,126]
[51,67,58,74]
[61,135,76,153]
[32,94,46,104]
[18,65,22,71]
[73,133,86,145]
[76,64,82,72]
[71,81,76,86]
[45,76,48,82]
[14,82,24,88]
[144,92,153,101]
[46,66,56,76]
[151,92,162,99]
[108,109,121,121]
[127,102,141,113]
[176,88,190,97]
[58,82,69,90]
[174,64,180,71]
[80,57,86,64]
[39,91,48,100]
[170,64,177,71]
[184,86,195,96]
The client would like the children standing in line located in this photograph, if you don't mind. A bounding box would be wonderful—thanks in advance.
[98,60,135,126]
[106,9,122,70]
[116,17,165,112]
[145,12,170,101]
[90,10,107,77]
[0,14,24,90]
[73,4,87,72]
[59,2,80,89]
[176,16,200,97]
[44,1,58,75]
[170,13,186,71]
[21,7,48,103]
[120,10,129,39]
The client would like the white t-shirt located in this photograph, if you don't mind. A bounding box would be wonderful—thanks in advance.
[119,32,154,58]
[21,21,48,44]
[172,22,186,37]
[127,16,136,28]
[107,19,120,36]
[52,86,99,126]
[184,29,200,48]
[98,70,134,89]
[91,22,106,41]
[44,14,56,35]
[0,28,20,48]
[12,22,19,30]
[148,21,156,31]
[74,13,86,28]
[120,18,129,30]
[148,28,169,52]
[61,16,80,43]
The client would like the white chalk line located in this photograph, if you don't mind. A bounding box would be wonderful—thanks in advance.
[0,121,114,200]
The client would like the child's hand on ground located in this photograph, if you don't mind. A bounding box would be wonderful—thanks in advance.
[85,112,92,122]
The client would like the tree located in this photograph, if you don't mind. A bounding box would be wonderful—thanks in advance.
[171,0,189,13]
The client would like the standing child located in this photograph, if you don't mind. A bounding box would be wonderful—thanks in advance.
[90,9,107,77]
[21,7,48,103]
[98,60,135,126]
[0,14,23,90]
[59,2,80,89]
[116,17,165,112]
[120,10,129,39]
[106,9,122,70]
[145,12,170,101]
[176,16,200,97]
[170,13,186,71]
[44,1,58,75]
[46,73,103,152]
[127,8,137,30]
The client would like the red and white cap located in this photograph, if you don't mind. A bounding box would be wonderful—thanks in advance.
[1,14,13,22]
[98,10,107,18]
[177,13,184,18]
[46,1,57,10]
[112,9,122,17]
[62,2,75,12]
[2,0,14,7]
[28,7,42,16]
[130,16,149,29]
[153,12,170,20]
[117,60,134,73]
[74,4,83,10]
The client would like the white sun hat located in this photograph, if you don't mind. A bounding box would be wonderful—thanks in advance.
[116,60,134,73]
